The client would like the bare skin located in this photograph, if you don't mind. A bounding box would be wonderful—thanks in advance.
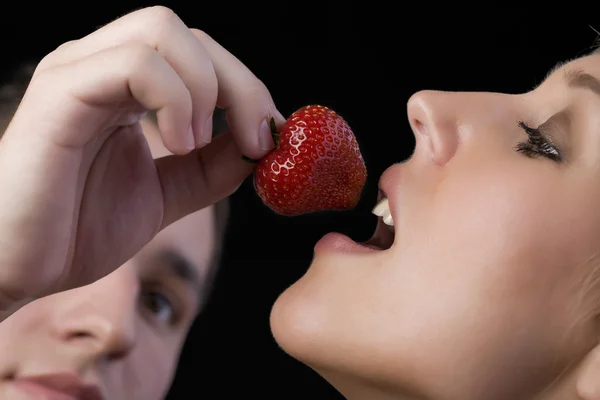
[271,52,600,400]
[0,120,220,400]
[0,7,285,399]
[0,6,284,318]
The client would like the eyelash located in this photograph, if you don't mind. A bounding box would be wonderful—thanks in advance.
[515,121,562,162]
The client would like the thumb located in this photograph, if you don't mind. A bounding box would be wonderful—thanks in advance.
[155,131,255,229]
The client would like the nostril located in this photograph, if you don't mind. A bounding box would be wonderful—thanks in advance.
[2,370,15,380]
[67,330,92,340]
[410,117,437,157]
[62,327,135,362]
[412,119,426,136]
[106,348,129,362]
[406,90,459,166]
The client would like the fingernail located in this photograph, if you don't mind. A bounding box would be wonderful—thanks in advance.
[259,119,274,151]
[186,125,195,150]
[201,116,213,144]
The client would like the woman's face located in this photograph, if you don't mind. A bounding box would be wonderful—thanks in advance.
[270,52,600,399]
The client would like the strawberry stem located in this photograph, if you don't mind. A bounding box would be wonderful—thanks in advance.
[241,117,281,163]
[269,117,281,148]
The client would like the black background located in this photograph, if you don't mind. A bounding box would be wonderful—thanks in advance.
[0,2,597,398]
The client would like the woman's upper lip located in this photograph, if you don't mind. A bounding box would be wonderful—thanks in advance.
[378,164,402,225]
[377,187,385,202]
[14,372,104,400]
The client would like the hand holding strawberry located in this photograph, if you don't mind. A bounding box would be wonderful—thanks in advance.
[0,7,284,318]
[252,105,367,216]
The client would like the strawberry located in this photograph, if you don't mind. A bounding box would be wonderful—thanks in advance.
[251,104,367,216]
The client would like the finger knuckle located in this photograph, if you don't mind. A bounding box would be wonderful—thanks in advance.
[143,6,182,31]
[54,39,78,51]
[35,40,77,73]
[189,28,211,42]
[28,65,58,91]
[34,55,53,75]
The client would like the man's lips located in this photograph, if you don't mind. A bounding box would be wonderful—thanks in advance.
[11,372,103,400]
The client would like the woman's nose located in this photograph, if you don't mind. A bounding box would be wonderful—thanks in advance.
[51,268,139,361]
[407,90,461,166]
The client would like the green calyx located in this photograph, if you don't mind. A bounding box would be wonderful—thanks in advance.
[241,117,280,163]
[269,117,281,148]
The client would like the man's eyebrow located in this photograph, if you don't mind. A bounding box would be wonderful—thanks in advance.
[159,250,204,296]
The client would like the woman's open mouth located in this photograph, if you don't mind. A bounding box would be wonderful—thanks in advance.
[362,196,395,251]
[314,195,396,255]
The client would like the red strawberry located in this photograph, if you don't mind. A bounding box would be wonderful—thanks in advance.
[252,105,367,216]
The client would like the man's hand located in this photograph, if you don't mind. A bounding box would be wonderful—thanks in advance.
[0,6,283,314]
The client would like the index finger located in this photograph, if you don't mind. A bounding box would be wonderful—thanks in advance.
[191,29,286,159]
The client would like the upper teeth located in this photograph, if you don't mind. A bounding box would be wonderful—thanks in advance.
[372,197,394,226]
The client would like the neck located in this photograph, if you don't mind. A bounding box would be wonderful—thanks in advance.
[317,369,425,400]
[532,366,581,400]
[316,364,583,400]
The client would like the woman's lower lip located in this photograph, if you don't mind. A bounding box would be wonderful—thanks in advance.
[314,232,378,255]
[11,380,76,400]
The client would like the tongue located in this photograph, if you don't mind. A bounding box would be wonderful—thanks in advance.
[364,217,395,250]
[360,242,382,250]
[361,233,389,250]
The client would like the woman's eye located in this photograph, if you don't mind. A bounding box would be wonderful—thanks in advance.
[515,121,562,162]
[141,290,175,325]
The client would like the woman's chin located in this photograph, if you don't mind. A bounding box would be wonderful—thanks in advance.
[271,225,398,377]
[269,278,322,366]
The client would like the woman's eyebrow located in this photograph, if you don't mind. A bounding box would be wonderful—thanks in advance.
[539,57,600,98]
[562,68,600,97]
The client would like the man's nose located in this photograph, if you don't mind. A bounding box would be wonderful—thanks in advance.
[51,267,139,361]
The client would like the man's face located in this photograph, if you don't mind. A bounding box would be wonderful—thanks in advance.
[0,119,220,400]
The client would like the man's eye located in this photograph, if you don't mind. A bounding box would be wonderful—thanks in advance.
[140,290,174,325]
